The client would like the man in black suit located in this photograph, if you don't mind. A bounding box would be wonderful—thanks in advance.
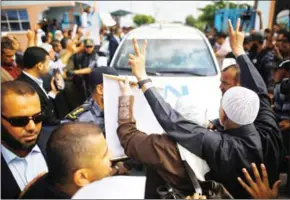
[1,80,49,199]
[108,26,121,65]
[17,47,61,126]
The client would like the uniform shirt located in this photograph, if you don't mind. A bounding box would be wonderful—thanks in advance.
[1,144,48,191]
[64,97,105,133]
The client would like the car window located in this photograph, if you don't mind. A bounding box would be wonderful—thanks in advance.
[112,39,217,76]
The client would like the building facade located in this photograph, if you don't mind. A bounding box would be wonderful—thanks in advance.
[1,1,90,50]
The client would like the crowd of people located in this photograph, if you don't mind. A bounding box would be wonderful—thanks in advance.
[1,9,290,199]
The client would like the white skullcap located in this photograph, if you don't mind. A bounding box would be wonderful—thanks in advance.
[222,86,259,125]
[175,95,208,128]
[222,58,237,71]
[39,43,53,53]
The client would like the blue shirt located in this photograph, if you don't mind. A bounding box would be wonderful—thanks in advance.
[64,98,105,133]
[1,144,48,191]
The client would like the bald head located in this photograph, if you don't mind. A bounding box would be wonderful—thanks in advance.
[46,122,104,184]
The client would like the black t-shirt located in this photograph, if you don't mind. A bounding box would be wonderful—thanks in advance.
[21,174,71,199]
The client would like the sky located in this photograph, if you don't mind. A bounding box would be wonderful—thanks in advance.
[98,1,255,23]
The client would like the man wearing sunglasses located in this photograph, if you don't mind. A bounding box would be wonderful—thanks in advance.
[1,80,48,199]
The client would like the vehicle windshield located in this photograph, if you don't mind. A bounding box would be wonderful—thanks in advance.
[112,39,217,76]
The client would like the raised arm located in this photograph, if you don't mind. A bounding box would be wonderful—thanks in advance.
[117,80,188,181]
[228,19,283,163]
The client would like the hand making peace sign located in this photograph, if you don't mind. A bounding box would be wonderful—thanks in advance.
[128,38,148,81]
[228,18,246,57]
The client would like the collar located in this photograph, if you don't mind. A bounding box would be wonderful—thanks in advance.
[113,35,120,43]
[22,71,43,88]
[1,144,42,164]
[88,98,103,117]
[224,124,257,137]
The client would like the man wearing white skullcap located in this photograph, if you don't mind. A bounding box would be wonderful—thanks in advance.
[126,19,283,198]
[220,86,259,126]
[116,88,211,198]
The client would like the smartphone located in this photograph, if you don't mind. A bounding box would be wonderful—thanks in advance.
[53,68,65,91]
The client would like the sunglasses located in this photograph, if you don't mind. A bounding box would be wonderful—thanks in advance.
[1,112,43,127]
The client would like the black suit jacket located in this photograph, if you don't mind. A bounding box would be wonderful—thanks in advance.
[109,36,119,64]
[1,127,54,199]
[17,73,60,126]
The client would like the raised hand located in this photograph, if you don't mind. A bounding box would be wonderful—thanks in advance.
[228,18,245,57]
[118,77,133,96]
[128,38,148,81]
[237,163,281,199]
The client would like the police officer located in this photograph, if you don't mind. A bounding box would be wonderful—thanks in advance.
[66,38,100,97]
[64,67,118,134]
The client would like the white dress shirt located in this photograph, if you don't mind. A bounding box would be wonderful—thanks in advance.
[113,35,120,44]
[1,144,48,191]
[22,71,56,99]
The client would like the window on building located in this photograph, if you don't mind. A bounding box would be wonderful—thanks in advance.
[1,9,30,32]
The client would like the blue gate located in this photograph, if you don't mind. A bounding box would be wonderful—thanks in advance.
[214,8,256,33]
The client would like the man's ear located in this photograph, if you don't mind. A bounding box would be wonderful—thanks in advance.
[36,62,43,71]
[96,84,103,95]
[73,168,91,187]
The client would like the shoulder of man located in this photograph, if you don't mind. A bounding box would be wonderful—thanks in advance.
[65,102,92,121]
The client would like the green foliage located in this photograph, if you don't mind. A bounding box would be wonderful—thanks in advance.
[133,14,156,26]
[185,15,206,31]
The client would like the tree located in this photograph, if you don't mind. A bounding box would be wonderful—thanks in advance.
[185,15,196,27]
[185,15,206,31]
[133,14,156,26]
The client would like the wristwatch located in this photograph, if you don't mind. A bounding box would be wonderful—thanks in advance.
[138,78,152,89]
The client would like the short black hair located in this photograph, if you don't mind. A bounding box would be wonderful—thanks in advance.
[46,122,102,185]
[51,39,61,49]
[265,28,271,33]
[23,47,49,69]
[1,80,37,110]
[41,35,48,43]
[60,38,69,49]
[251,32,264,44]
[216,32,228,39]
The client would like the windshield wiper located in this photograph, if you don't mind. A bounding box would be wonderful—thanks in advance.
[156,70,206,76]
[115,67,161,76]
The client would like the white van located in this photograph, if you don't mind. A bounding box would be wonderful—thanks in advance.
[110,23,222,120]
